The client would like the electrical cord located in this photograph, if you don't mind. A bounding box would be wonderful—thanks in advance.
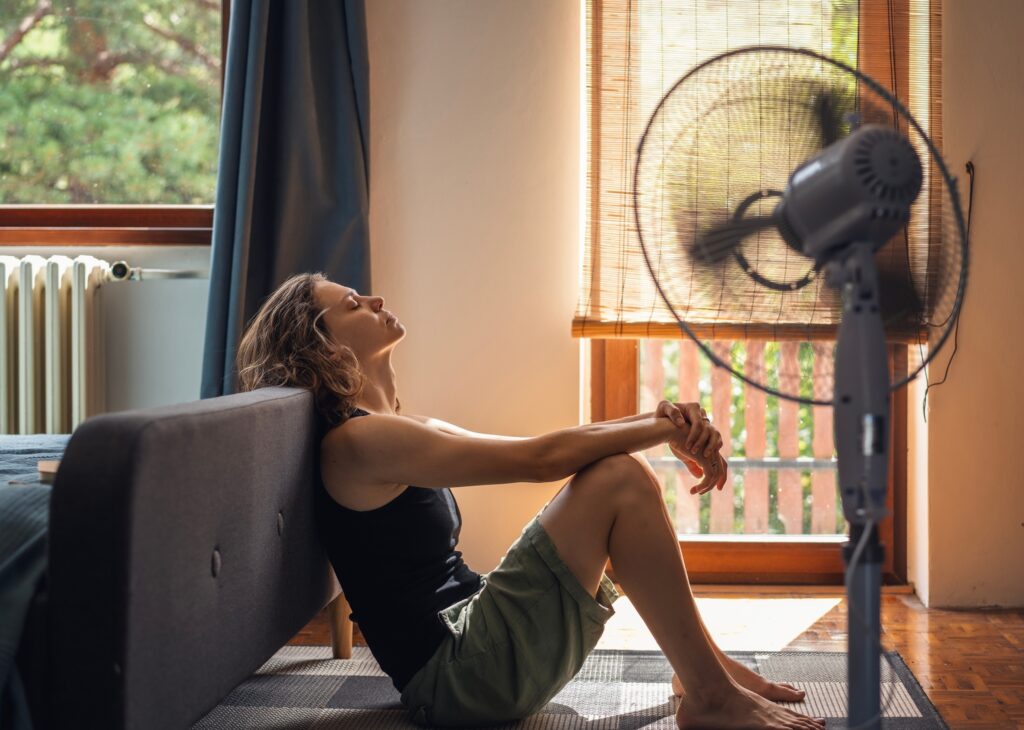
[920,160,975,423]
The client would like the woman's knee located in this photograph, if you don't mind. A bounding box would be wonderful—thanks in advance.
[575,453,662,505]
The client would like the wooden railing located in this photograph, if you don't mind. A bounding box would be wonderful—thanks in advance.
[638,339,842,536]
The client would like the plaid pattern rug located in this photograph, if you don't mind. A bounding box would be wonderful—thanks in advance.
[192,645,946,729]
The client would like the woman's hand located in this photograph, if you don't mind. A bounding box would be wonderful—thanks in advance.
[655,400,701,430]
[655,400,722,456]
[656,400,727,494]
[670,440,727,494]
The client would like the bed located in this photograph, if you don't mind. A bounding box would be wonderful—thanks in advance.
[5,387,352,730]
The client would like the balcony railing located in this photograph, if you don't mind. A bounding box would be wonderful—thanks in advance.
[638,338,843,537]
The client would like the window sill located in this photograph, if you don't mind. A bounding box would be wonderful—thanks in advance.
[0,205,213,246]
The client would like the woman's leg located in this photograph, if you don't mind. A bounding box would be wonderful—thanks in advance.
[537,454,824,730]
[537,455,728,693]
[625,456,807,704]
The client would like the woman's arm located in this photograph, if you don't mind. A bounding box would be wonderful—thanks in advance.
[536,414,690,482]
[404,414,530,441]
[408,403,719,487]
[405,410,654,442]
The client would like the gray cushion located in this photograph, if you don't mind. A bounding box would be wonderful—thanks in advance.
[46,387,337,730]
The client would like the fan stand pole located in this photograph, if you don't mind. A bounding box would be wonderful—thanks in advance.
[828,242,891,730]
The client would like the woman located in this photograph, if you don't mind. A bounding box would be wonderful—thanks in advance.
[236,272,825,730]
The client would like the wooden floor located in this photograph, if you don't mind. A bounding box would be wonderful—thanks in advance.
[289,586,1024,728]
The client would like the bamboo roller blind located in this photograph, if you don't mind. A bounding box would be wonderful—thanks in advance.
[573,0,944,342]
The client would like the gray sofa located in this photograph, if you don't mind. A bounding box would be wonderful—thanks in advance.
[16,387,349,730]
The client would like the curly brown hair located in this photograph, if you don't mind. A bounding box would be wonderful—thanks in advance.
[235,272,400,432]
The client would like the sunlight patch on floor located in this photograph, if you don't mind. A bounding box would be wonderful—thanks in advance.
[595,596,843,652]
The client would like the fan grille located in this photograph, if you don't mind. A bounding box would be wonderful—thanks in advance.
[632,46,968,404]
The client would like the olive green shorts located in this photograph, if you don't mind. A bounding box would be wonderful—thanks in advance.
[399,515,620,727]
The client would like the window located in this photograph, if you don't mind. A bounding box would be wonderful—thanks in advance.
[581,0,937,582]
[0,0,226,242]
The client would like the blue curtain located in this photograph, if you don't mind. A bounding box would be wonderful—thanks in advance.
[201,0,371,398]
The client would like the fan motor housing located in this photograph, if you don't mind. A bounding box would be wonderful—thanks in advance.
[775,124,922,261]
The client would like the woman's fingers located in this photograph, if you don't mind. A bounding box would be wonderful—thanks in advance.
[670,419,727,496]
[693,424,715,455]
[689,453,714,494]
[706,430,724,461]
[685,421,705,451]
[681,449,729,496]
[706,453,724,493]
[689,460,715,494]
[656,401,685,428]
[678,402,703,426]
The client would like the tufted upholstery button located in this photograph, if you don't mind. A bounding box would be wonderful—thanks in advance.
[211,548,222,577]
[277,511,284,536]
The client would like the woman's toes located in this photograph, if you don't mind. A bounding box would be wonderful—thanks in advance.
[768,681,806,702]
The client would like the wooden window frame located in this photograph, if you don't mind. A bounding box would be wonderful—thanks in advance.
[0,1,231,247]
[593,338,910,585]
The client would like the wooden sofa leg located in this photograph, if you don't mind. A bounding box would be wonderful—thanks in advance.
[328,593,353,659]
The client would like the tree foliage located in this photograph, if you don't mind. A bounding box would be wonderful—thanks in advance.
[0,0,220,203]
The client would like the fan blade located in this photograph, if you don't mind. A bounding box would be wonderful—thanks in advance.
[691,215,777,265]
[812,86,847,147]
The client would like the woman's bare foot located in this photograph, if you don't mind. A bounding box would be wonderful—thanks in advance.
[676,681,825,729]
[672,654,806,703]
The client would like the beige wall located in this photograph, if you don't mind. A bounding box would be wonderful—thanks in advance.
[924,0,1024,607]
[365,1,583,571]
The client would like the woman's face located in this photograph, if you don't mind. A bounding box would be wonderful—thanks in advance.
[313,280,405,356]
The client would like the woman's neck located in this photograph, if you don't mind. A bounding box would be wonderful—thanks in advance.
[352,353,399,415]
[355,386,398,415]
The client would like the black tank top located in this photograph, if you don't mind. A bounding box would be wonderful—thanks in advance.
[315,407,484,691]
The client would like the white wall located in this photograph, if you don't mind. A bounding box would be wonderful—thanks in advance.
[365,0,583,571]
[922,0,1024,607]
[906,375,929,605]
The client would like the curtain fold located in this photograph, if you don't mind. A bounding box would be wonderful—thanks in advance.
[201,0,370,398]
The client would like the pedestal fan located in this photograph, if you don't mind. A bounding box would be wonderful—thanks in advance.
[632,46,968,729]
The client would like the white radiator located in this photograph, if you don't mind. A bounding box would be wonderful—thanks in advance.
[0,255,110,434]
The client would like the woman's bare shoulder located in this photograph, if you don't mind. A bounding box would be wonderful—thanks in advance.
[318,414,442,511]
[322,412,436,444]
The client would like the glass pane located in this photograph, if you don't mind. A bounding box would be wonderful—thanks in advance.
[639,338,844,537]
[0,0,221,203]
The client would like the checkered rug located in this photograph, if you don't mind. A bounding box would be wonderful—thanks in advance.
[191,646,946,729]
